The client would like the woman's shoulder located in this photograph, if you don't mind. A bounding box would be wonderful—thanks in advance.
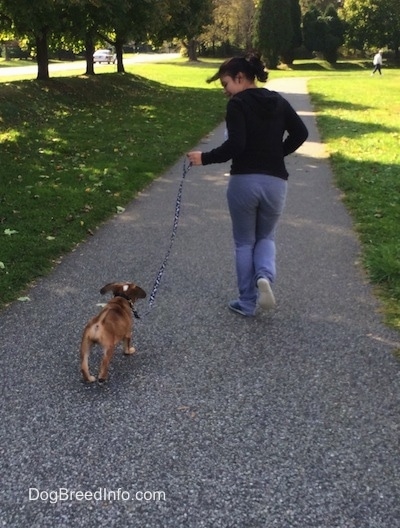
[235,87,283,101]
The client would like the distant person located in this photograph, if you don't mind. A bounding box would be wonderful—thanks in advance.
[371,50,383,75]
[187,55,308,317]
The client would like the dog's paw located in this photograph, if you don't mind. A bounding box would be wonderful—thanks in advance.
[82,374,96,383]
[124,346,136,355]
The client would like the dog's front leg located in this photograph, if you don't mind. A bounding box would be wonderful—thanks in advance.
[123,335,135,355]
[98,346,115,383]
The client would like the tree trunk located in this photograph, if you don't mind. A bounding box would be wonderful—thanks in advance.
[280,50,294,65]
[266,50,279,69]
[115,37,125,73]
[186,39,198,61]
[85,32,95,75]
[394,45,400,64]
[35,29,49,81]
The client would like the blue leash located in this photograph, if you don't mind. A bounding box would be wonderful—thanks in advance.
[136,159,192,319]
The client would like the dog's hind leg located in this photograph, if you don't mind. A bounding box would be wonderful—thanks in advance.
[123,334,135,355]
[80,334,96,383]
[98,345,115,383]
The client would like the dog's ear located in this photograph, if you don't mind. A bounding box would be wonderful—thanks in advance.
[100,282,146,299]
[100,283,119,295]
[130,285,147,300]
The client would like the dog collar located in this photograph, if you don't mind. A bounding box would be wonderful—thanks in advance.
[114,293,140,319]
[114,292,130,302]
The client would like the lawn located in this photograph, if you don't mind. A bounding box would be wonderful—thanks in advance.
[0,57,400,331]
[0,65,225,306]
[308,70,400,329]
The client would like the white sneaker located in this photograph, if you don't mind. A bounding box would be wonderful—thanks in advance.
[257,278,276,310]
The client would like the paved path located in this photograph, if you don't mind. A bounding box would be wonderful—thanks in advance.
[1,78,399,527]
[0,53,181,78]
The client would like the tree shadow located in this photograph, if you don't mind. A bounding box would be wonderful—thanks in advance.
[314,110,396,140]
[311,92,372,112]
[279,60,371,72]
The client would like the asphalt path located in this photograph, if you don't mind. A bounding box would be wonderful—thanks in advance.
[0,52,181,77]
[0,78,399,527]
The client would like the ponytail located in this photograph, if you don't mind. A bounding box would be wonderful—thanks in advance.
[207,53,268,84]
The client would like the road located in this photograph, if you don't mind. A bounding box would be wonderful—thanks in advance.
[0,52,181,77]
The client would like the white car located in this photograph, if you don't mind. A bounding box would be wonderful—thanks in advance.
[93,49,116,64]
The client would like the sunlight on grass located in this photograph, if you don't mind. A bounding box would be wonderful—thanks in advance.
[126,59,222,88]
[0,128,22,142]
[309,72,400,328]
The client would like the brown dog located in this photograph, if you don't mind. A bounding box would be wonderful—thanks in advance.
[80,282,146,383]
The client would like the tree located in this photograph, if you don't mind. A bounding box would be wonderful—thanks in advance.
[280,0,302,64]
[200,0,232,55]
[303,4,344,63]
[0,0,172,78]
[342,0,400,61]
[303,6,324,54]
[58,0,105,76]
[96,0,165,73]
[253,0,293,68]
[299,0,336,13]
[384,0,400,61]
[162,0,214,61]
[0,0,63,80]
[322,4,345,62]
[200,0,256,55]
[233,0,256,51]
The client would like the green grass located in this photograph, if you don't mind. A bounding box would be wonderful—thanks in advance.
[1,57,400,332]
[308,72,400,329]
[0,68,225,306]
[0,58,35,68]
[127,58,222,86]
[130,57,378,82]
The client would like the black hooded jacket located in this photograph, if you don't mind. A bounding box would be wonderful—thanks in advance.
[201,88,308,180]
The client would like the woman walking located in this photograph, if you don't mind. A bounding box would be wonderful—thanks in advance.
[371,50,383,75]
[187,55,308,316]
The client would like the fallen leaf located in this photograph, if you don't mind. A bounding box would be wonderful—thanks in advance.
[4,229,18,236]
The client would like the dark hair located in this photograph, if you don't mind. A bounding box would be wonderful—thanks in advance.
[207,54,268,84]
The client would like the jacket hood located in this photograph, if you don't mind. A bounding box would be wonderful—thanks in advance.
[234,88,283,117]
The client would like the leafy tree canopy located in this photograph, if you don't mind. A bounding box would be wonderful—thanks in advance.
[342,0,400,57]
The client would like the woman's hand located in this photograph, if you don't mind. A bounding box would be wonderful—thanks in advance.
[187,151,203,166]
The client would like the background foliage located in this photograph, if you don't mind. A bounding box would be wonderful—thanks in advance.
[0,0,400,77]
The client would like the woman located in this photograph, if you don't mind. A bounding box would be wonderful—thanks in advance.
[371,50,383,75]
[187,55,308,317]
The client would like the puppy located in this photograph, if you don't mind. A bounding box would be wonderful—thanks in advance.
[80,282,146,383]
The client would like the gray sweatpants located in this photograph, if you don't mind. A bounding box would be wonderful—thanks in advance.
[227,173,287,313]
